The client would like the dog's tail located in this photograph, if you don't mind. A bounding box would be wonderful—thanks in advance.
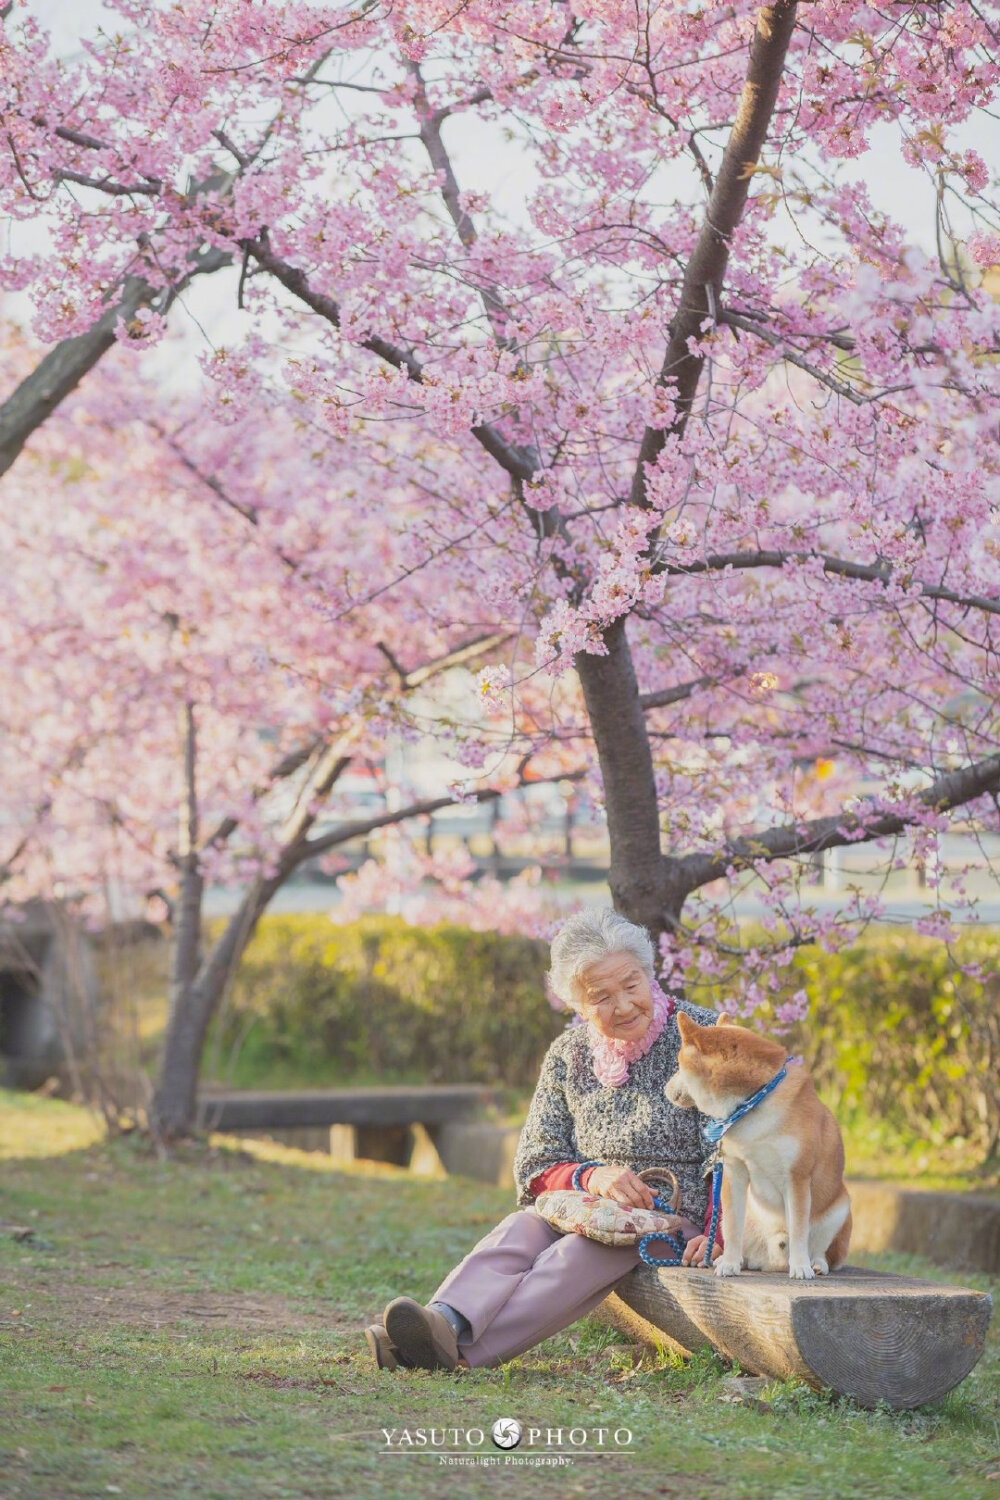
[826,1198,852,1270]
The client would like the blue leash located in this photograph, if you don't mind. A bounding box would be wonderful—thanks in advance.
[571,1160,709,1268]
[702,1159,723,1268]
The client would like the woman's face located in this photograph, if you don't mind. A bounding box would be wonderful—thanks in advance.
[575,952,654,1041]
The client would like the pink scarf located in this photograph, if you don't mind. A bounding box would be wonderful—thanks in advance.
[587,979,676,1087]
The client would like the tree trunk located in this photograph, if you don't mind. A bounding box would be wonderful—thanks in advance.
[575,617,671,941]
[151,974,214,1140]
[577,3,801,940]
[151,701,207,1137]
[150,865,286,1138]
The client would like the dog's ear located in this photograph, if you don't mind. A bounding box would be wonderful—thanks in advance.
[676,1012,701,1044]
[717,1013,740,1027]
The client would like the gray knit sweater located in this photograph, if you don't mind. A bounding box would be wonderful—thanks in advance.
[512,998,719,1224]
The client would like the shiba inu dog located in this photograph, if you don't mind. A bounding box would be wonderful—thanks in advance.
[665,1013,852,1279]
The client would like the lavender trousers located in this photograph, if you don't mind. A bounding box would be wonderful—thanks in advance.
[429,1206,642,1368]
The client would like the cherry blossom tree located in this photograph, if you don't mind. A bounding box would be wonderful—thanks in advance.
[2,1,1000,1114]
[0,339,576,1133]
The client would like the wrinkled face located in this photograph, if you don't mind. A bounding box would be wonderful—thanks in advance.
[574,952,654,1041]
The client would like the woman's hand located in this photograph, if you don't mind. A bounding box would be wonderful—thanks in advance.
[680,1234,723,1267]
[587,1165,656,1209]
[674,1216,703,1244]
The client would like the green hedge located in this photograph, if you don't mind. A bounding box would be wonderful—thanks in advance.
[207,915,999,1159]
[206,914,559,1088]
[694,929,1000,1160]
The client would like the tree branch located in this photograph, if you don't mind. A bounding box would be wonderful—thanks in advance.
[639,674,716,711]
[717,309,865,403]
[199,634,511,857]
[241,233,537,487]
[199,735,326,855]
[676,751,1000,892]
[297,792,491,861]
[630,0,799,505]
[277,741,355,856]
[1,58,328,484]
[0,246,230,481]
[718,306,858,353]
[655,548,1000,617]
[401,631,514,689]
[410,62,516,354]
[295,766,586,863]
[0,797,52,884]
[53,168,162,196]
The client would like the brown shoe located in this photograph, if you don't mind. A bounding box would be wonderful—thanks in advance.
[383,1297,459,1371]
[364,1323,404,1372]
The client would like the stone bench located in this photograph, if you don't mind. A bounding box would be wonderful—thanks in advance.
[196,1085,500,1168]
[596,1263,993,1410]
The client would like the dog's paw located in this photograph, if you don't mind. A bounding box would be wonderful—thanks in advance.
[714,1257,743,1278]
[788,1262,815,1280]
[810,1256,829,1276]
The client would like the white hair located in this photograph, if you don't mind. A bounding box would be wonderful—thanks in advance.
[547,907,655,1010]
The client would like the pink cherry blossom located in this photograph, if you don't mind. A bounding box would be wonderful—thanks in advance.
[2,1,999,1134]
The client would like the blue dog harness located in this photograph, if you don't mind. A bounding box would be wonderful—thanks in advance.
[702,1058,800,1145]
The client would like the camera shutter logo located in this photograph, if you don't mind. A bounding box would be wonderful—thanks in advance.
[491,1418,522,1450]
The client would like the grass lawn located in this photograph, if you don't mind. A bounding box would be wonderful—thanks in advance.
[1,1089,996,1500]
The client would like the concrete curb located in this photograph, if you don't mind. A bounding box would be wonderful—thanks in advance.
[846,1178,1000,1275]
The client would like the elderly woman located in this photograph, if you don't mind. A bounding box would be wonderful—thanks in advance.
[365,907,721,1372]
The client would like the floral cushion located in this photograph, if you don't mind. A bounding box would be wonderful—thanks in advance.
[534,1190,687,1248]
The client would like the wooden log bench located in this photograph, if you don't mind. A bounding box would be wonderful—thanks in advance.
[195,1085,500,1169]
[596,1264,992,1410]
